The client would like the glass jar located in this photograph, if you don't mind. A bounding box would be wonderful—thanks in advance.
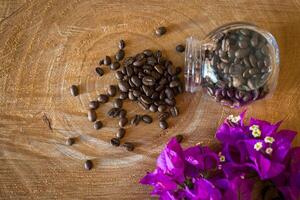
[184,22,279,108]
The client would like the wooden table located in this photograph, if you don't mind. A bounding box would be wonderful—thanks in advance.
[0,0,299,199]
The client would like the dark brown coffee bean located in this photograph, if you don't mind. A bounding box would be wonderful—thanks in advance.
[98,94,109,103]
[95,67,104,76]
[131,76,142,87]
[115,71,124,80]
[261,45,269,55]
[84,160,93,170]
[232,77,243,88]
[175,44,185,52]
[249,54,257,67]
[155,50,162,58]
[250,33,258,47]
[132,89,142,98]
[142,76,156,86]
[142,85,153,97]
[167,65,176,75]
[158,105,167,112]
[135,53,145,60]
[128,78,135,88]
[142,115,153,124]
[140,95,153,104]
[128,91,137,101]
[131,115,141,126]
[114,98,123,108]
[156,85,165,92]
[155,26,167,36]
[138,100,150,110]
[66,138,75,146]
[170,106,178,117]
[118,109,127,118]
[133,59,146,67]
[175,67,182,75]
[165,88,174,99]
[111,138,120,146]
[151,92,159,100]
[107,108,120,118]
[103,56,112,65]
[99,59,104,65]
[110,62,120,70]
[247,79,256,90]
[175,134,183,143]
[158,112,170,121]
[117,128,125,139]
[169,80,180,88]
[147,56,157,66]
[159,78,168,85]
[119,92,128,100]
[125,66,134,77]
[159,120,168,130]
[154,65,164,74]
[89,100,99,110]
[118,81,130,92]
[148,104,157,112]
[119,117,128,127]
[238,40,248,49]
[165,98,175,106]
[88,110,97,122]
[123,142,135,151]
[119,39,125,49]
[143,49,153,57]
[235,48,250,58]
[138,72,145,79]
[94,121,103,130]
[115,49,125,61]
[70,85,79,96]
[108,85,117,97]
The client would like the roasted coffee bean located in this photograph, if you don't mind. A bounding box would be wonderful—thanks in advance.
[99,59,104,65]
[238,40,248,49]
[119,92,128,100]
[158,112,170,121]
[103,56,112,65]
[123,142,135,151]
[107,108,120,118]
[159,120,168,130]
[128,91,137,101]
[111,138,120,147]
[135,53,145,60]
[116,49,125,61]
[98,94,109,103]
[138,72,145,79]
[138,100,150,110]
[131,115,141,126]
[115,71,124,80]
[175,134,183,143]
[151,92,159,100]
[170,106,178,117]
[154,65,164,74]
[125,66,134,77]
[159,78,168,85]
[167,65,176,75]
[128,78,135,88]
[118,81,130,92]
[131,76,142,87]
[158,105,167,112]
[114,98,123,108]
[142,85,154,96]
[154,50,162,58]
[149,104,158,112]
[119,109,127,118]
[117,128,125,139]
[142,115,153,124]
[159,90,166,100]
[70,85,79,96]
[133,59,146,67]
[108,85,117,97]
[147,56,157,66]
[156,85,165,92]
[155,26,167,36]
[119,117,128,127]
[176,44,185,52]
[165,98,175,106]
[110,62,120,70]
[142,76,156,86]
[169,80,180,88]
[165,88,174,99]
[119,39,125,49]
[94,121,103,130]
[89,101,99,110]
[143,49,153,57]
[133,89,142,98]
[140,95,153,104]
[66,138,75,146]
[84,160,93,170]
[88,110,97,122]
[95,67,104,76]
[235,48,250,58]
[175,67,182,75]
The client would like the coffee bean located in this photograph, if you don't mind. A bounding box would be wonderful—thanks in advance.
[108,85,117,97]
[119,92,128,100]
[89,100,99,110]
[117,128,125,139]
[98,94,109,103]
[158,112,170,121]
[147,56,157,66]
[94,121,103,130]
[170,106,178,117]
[247,79,256,90]
[175,67,182,75]
[115,71,124,80]
[66,138,75,146]
[123,142,135,151]
[142,115,153,124]
[88,110,97,122]
[143,49,153,57]
[154,65,164,74]
[128,78,135,88]
[110,62,120,70]
[176,44,185,52]
[155,50,162,58]
[119,117,128,127]
[114,98,123,108]
[249,54,257,67]
[149,104,158,112]
[99,59,104,65]
[155,26,167,36]
[165,88,174,99]
[138,100,149,110]
[119,39,125,49]
[232,77,243,88]
[167,65,176,75]
[235,48,250,58]
[103,56,112,65]
[156,85,165,93]
[119,109,127,118]
[111,138,120,147]
[84,160,93,170]
[131,76,142,87]
[158,105,167,112]
[95,67,104,76]
[107,108,120,118]
[133,59,146,67]
[140,95,153,104]
[70,85,79,96]
[151,92,159,100]
[142,76,156,86]
[175,134,183,143]
[128,91,137,101]
[159,120,168,130]
[131,115,141,126]
[118,81,130,92]
[135,53,145,61]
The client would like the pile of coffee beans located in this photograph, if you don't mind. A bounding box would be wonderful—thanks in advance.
[202,28,271,107]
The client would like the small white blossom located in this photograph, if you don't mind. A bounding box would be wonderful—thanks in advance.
[227,115,241,123]
[264,136,275,144]
[219,155,226,162]
[265,147,273,155]
[250,125,259,131]
[254,142,263,151]
[252,129,261,138]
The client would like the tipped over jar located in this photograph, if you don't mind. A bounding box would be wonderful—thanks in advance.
[184,22,279,108]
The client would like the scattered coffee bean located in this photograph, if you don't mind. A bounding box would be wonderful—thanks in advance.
[94,121,103,130]
[142,115,152,124]
[119,109,127,118]
[89,100,99,110]
[119,92,128,100]
[113,98,123,108]
[119,39,125,49]
[119,117,128,127]
[107,85,117,97]
[155,26,167,36]
[118,80,130,92]
[116,128,125,139]
[159,120,168,130]
[98,94,109,103]
[111,138,120,147]
[107,108,120,118]
[175,134,183,143]
[84,160,93,170]
[103,56,112,65]
[158,112,170,121]
[138,100,149,110]
[170,106,178,117]
[99,59,104,65]
[149,104,158,112]
[131,115,141,126]
[88,110,97,122]
[70,85,79,96]
[123,142,134,151]
[115,71,124,80]
[95,67,104,76]
[110,62,120,70]
[116,49,125,61]
[158,105,167,112]
[66,138,75,146]
[176,44,185,53]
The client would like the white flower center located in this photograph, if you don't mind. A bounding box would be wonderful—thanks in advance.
[264,136,275,144]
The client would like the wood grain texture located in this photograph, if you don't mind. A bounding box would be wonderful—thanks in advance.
[0,0,300,199]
